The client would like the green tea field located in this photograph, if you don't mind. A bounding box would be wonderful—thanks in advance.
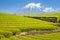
[0,12,60,40]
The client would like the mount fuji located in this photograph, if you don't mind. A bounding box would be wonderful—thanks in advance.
[15,3,57,14]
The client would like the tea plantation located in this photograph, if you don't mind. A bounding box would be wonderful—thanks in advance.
[0,12,60,40]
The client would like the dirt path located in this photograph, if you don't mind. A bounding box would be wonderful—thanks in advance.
[14,27,60,38]
[56,27,60,32]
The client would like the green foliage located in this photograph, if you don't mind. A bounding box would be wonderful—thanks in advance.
[19,32,60,40]
[0,30,13,38]
[0,13,57,30]
[0,38,10,40]
[1,32,60,40]
[0,35,5,39]
[0,12,60,39]
[10,36,20,40]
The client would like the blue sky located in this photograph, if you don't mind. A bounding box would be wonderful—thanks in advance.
[0,0,60,14]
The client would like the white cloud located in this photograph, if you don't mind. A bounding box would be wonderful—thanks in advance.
[17,3,58,14]
[43,7,56,13]
[24,3,41,9]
